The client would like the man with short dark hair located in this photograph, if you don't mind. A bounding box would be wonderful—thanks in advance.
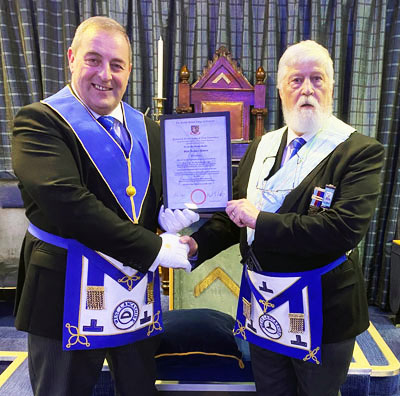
[12,16,195,396]
[182,40,384,396]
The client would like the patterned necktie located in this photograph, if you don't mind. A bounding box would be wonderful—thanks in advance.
[98,115,131,156]
[289,137,306,160]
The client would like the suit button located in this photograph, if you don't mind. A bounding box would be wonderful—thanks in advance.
[126,186,136,197]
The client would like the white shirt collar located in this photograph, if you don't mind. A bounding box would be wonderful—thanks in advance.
[70,83,124,124]
[286,127,315,147]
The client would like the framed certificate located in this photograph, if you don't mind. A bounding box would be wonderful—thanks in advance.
[160,112,232,212]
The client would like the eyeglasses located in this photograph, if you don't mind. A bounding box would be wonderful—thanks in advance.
[252,157,295,210]
[255,156,297,193]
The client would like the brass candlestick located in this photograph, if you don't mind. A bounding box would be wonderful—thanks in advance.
[153,97,166,123]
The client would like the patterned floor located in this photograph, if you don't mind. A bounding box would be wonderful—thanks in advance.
[0,298,399,396]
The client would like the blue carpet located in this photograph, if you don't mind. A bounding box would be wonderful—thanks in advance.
[0,362,10,375]
[369,306,400,358]
[0,297,398,396]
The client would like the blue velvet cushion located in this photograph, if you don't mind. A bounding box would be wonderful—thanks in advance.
[0,183,24,208]
[155,308,253,382]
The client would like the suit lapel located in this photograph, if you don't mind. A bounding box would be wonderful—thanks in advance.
[266,129,287,180]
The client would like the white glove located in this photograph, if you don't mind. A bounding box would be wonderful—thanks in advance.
[150,232,191,273]
[158,205,200,234]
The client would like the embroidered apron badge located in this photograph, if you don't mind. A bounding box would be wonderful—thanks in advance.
[86,286,105,310]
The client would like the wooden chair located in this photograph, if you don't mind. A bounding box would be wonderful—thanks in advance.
[176,46,267,161]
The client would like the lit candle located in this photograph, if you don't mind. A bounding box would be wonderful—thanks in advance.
[157,36,163,98]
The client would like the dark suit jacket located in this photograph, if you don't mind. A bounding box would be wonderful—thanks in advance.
[192,128,384,343]
[12,99,163,339]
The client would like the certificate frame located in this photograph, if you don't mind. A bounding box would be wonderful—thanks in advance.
[160,112,232,212]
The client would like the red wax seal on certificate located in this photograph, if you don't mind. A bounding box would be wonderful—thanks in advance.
[190,189,206,205]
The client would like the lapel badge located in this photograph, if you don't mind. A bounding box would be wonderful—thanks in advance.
[308,187,324,215]
[321,184,336,209]
[310,187,324,207]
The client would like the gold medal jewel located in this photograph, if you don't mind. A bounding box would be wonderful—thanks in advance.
[126,185,136,197]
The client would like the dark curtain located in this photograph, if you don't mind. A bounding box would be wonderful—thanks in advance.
[0,0,399,309]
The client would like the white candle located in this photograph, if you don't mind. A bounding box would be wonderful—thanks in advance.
[157,36,163,98]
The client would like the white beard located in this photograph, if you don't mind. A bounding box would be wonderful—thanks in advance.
[283,98,332,135]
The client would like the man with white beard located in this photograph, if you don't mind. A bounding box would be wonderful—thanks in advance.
[181,40,384,395]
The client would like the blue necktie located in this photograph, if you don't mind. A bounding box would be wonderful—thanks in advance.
[289,137,306,160]
[98,116,131,156]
